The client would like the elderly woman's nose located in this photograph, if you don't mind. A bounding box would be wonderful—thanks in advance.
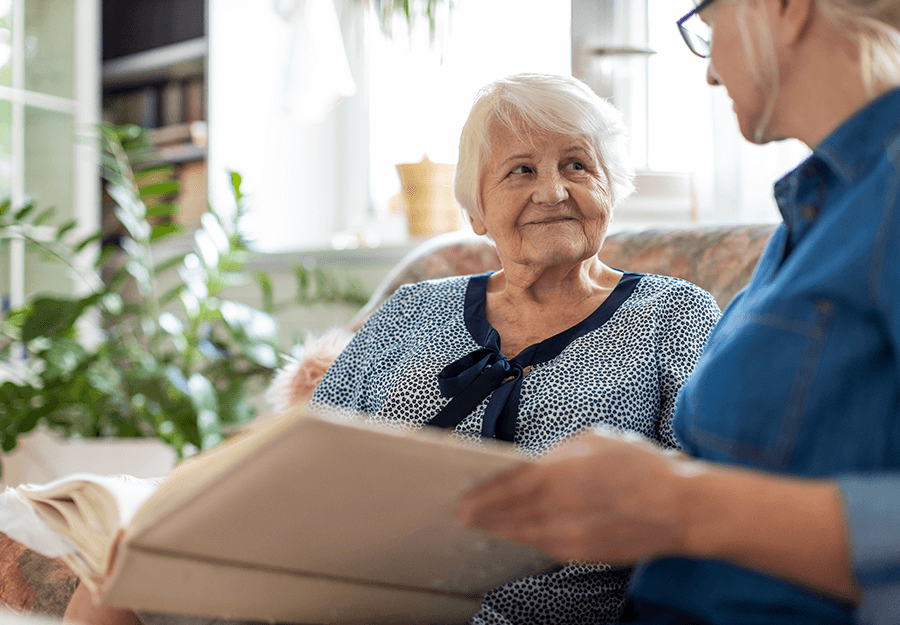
[532,171,569,205]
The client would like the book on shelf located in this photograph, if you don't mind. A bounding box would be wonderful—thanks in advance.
[4,408,557,624]
[160,81,185,128]
[145,122,194,147]
[173,160,207,227]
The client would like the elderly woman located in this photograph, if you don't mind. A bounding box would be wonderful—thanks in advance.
[459,2,900,625]
[309,73,720,624]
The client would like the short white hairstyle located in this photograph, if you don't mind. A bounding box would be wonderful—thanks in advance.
[454,73,635,219]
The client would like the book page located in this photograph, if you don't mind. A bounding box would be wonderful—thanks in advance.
[19,473,164,526]
[15,473,164,578]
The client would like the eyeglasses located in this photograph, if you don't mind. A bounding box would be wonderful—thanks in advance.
[676,0,718,58]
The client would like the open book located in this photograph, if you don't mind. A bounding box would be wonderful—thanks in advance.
[9,408,557,624]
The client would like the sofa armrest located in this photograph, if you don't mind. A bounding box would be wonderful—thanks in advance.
[0,533,77,619]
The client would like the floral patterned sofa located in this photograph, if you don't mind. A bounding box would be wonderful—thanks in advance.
[0,222,777,620]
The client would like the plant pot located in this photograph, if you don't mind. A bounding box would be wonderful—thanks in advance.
[1,430,178,487]
[396,155,463,237]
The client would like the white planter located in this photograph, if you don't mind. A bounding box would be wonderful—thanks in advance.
[1,430,178,488]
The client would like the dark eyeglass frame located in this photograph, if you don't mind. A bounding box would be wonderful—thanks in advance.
[676,0,719,58]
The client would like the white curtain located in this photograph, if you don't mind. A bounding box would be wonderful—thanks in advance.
[208,0,368,252]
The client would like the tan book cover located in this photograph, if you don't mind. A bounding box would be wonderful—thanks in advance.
[15,408,558,624]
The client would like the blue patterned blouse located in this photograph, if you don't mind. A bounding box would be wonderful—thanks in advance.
[310,271,720,624]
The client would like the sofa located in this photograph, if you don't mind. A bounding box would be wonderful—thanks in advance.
[0,222,777,620]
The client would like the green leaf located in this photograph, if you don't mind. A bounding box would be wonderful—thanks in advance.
[145,202,180,219]
[32,207,56,226]
[21,292,104,341]
[97,243,121,269]
[74,232,103,254]
[150,222,184,242]
[115,204,151,241]
[56,219,79,240]
[2,435,18,453]
[13,203,34,221]
[134,162,174,177]
[21,298,83,341]
[294,266,311,301]
[4,308,28,329]
[139,180,180,199]
[229,172,243,202]
[159,284,185,306]
[0,198,10,217]
[125,260,153,295]
[255,272,274,313]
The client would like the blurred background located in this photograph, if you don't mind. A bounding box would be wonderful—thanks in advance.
[0,0,810,333]
[0,0,813,483]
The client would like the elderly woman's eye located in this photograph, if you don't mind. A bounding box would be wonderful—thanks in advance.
[565,161,585,171]
[511,165,533,175]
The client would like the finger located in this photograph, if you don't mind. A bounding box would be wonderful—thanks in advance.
[457,465,544,527]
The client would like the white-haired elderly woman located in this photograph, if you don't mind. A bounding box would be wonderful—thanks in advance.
[459,2,900,625]
[309,73,721,624]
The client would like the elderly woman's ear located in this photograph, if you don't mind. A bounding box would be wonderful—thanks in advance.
[469,212,488,236]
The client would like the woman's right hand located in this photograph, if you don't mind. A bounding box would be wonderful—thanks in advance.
[458,429,860,601]
[457,430,696,565]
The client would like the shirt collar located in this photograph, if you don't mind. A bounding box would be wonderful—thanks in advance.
[774,86,900,230]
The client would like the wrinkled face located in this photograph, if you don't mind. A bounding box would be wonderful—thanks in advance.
[473,121,612,270]
[704,2,775,143]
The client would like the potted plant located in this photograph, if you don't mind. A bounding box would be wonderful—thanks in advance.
[0,125,368,482]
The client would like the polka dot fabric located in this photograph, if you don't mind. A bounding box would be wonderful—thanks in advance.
[310,272,720,624]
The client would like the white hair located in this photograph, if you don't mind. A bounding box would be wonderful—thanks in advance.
[454,73,635,219]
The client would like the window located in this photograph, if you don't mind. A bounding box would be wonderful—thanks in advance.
[367,0,571,225]
[0,0,100,312]
[210,0,571,253]
[645,0,809,223]
[572,0,810,226]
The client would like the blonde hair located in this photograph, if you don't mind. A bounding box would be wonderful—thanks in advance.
[454,73,635,219]
[816,0,900,93]
[736,0,782,141]
[735,0,900,126]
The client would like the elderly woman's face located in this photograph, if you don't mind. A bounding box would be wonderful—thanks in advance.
[474,122,611,269]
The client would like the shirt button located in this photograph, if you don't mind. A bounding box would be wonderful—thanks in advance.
[800,204,818,220]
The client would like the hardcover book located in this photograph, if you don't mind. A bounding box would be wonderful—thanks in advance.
[11,408,557,624]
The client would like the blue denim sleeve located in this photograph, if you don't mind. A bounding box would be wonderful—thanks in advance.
[834,475,900,624]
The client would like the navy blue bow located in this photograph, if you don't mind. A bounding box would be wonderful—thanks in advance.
[427,330,536,442]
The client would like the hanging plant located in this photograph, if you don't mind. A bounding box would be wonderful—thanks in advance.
[363,0,454,40]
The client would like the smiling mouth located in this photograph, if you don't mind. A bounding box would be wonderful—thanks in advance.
[527,218,576,225]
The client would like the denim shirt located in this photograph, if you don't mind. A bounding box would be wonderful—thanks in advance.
[626,87,900,625]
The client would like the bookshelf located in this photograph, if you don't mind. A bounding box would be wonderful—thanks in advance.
[101,0,208,234]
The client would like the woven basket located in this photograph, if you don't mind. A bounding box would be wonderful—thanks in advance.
[396,155,463,236]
